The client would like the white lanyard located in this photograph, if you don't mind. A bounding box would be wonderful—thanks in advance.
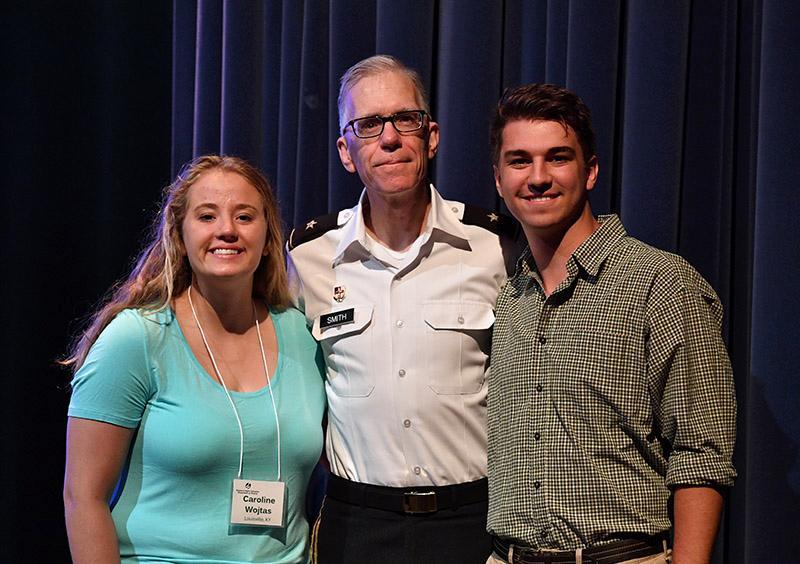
[187,286,282,480]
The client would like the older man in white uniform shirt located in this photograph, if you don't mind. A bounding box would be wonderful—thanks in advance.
[287,55,519,563]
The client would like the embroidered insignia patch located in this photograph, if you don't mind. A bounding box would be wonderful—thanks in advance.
[333,285,346,302]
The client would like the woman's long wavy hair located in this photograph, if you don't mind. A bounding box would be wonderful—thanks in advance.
[63,155,290,372]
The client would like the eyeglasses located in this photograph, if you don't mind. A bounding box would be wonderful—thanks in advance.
[343,110,428,138]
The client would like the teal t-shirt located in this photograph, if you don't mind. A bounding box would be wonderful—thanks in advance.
[69,307,325,564]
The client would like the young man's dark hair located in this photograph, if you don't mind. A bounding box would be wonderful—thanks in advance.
[490,83,596,165]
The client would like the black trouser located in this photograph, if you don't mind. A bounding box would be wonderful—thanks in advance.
[312,494,492,563]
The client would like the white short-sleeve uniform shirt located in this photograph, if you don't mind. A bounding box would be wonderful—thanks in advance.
[288,185,519,487]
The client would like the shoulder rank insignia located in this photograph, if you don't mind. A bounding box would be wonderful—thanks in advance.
[288,212,340,250]
[460,204,520,240]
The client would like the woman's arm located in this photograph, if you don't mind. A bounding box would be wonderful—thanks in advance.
[64,417,135,564]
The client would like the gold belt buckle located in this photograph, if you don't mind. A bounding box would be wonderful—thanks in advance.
[403,491,438,513]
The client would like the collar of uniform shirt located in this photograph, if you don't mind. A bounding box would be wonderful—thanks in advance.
[333,184,471,265]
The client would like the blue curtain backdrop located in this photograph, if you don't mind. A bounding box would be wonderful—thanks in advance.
[171,1,800,562]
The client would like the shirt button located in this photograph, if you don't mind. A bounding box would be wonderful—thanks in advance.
[451,206,458,213]
[398,369,406,377]
[403,419,412,428]
[541,530,549,538]
[457,315,465,324]
[535,384,543,392]
[534,481,541,489]
[413,466,421,475]
[538,335,547,345]
[533,432,541,440]
[396,319,404,328]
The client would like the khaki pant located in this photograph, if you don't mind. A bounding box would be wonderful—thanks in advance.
[486,541,671,564]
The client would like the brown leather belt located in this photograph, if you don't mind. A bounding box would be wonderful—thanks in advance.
[492,534,668,564]
[326,474,487,514]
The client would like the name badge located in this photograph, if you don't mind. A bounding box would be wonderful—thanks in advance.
[319,308,354,329]
[230,479,285,528]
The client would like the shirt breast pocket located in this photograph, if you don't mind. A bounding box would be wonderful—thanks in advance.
[312,304,375,397]
[422,301,495,395]
[553,328,648,427]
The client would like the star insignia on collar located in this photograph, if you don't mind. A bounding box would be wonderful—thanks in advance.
[487,212,499,222]
[305,219,318,230]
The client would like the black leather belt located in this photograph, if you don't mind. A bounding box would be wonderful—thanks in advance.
[492,535,668,564]
[326,474,488,514]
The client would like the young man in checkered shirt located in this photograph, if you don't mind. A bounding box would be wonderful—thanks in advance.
[486,84,736,564]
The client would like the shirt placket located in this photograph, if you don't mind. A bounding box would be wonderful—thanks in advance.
[387,258,425,482]
[539,267,581,547]
[526,278,557,545]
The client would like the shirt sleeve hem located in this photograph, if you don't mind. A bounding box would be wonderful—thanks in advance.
[666,464,737,489]
[67,407,140,429]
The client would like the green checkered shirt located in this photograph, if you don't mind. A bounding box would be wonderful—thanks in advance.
[487,214,736,549]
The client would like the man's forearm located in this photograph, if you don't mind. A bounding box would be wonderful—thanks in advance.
[671,486,724,564]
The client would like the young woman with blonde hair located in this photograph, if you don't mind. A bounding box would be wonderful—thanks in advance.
[64,155,324,563]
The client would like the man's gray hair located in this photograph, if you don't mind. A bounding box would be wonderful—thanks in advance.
[337,54,430,133]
